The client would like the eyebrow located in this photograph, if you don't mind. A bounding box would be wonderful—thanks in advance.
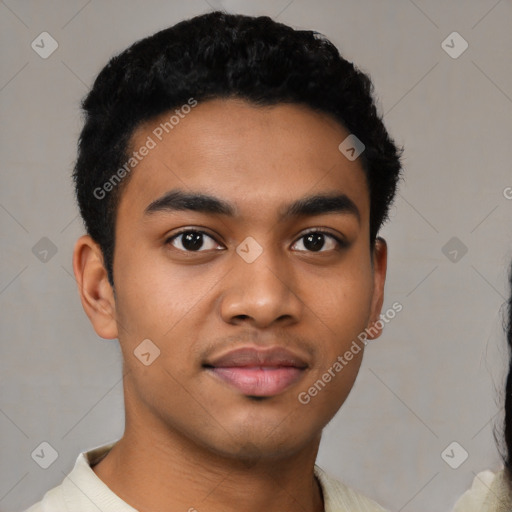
[144,188,361,223]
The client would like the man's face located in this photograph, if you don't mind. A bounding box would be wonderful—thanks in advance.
[109,98,385,460]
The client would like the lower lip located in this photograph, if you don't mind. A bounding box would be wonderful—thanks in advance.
[208,366,305,396]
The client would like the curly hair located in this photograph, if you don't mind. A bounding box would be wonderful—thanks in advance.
[73,11,403,286]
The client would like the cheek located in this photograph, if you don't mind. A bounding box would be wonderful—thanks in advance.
[113,245,197,339]
[312,263,374,337]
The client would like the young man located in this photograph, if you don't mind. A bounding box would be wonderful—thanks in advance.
[26,11,402,512]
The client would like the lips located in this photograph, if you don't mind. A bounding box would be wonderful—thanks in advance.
[204,347,308,397]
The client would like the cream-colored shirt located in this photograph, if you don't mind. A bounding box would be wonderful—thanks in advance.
[24,442,388,512]
[451,469,512,512]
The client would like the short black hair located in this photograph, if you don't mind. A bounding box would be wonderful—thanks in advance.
[73,10,403,286]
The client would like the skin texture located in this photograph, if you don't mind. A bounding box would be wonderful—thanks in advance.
[72,98,387,512]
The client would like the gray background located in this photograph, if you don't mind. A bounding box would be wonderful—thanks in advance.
[1,1,512,511]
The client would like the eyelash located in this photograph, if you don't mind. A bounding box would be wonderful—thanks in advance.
[165,228,348,253]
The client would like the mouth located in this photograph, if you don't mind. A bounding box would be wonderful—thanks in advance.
[203,346,308,397]
[206,366,306,397]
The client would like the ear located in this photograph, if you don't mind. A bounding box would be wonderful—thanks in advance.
[72,235,118,339]
[366,236,388,341]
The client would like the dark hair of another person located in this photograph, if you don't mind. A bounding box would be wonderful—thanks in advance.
[503,261,512,482]
[73,11,403,287]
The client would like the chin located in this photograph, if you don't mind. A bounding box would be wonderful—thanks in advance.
[214,438,308,464]
[199,421,316,463]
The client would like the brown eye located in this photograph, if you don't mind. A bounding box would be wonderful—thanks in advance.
[291,230,346,252]
[166,230,222,252]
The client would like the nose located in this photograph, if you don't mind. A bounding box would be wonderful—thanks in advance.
[219,244,303,329]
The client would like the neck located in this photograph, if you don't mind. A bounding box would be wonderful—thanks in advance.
[92,419,324,512]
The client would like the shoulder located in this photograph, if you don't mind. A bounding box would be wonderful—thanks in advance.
[22,442,117,512]
[314,465,389,512]
[483,469,512,511]
[452,469,512,512]
[22,483,67,512]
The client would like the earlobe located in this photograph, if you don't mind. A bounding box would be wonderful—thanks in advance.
[72,235,118,340]
[367,236,388,341]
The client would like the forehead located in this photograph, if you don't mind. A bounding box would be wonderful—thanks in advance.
[118,98,369,223]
